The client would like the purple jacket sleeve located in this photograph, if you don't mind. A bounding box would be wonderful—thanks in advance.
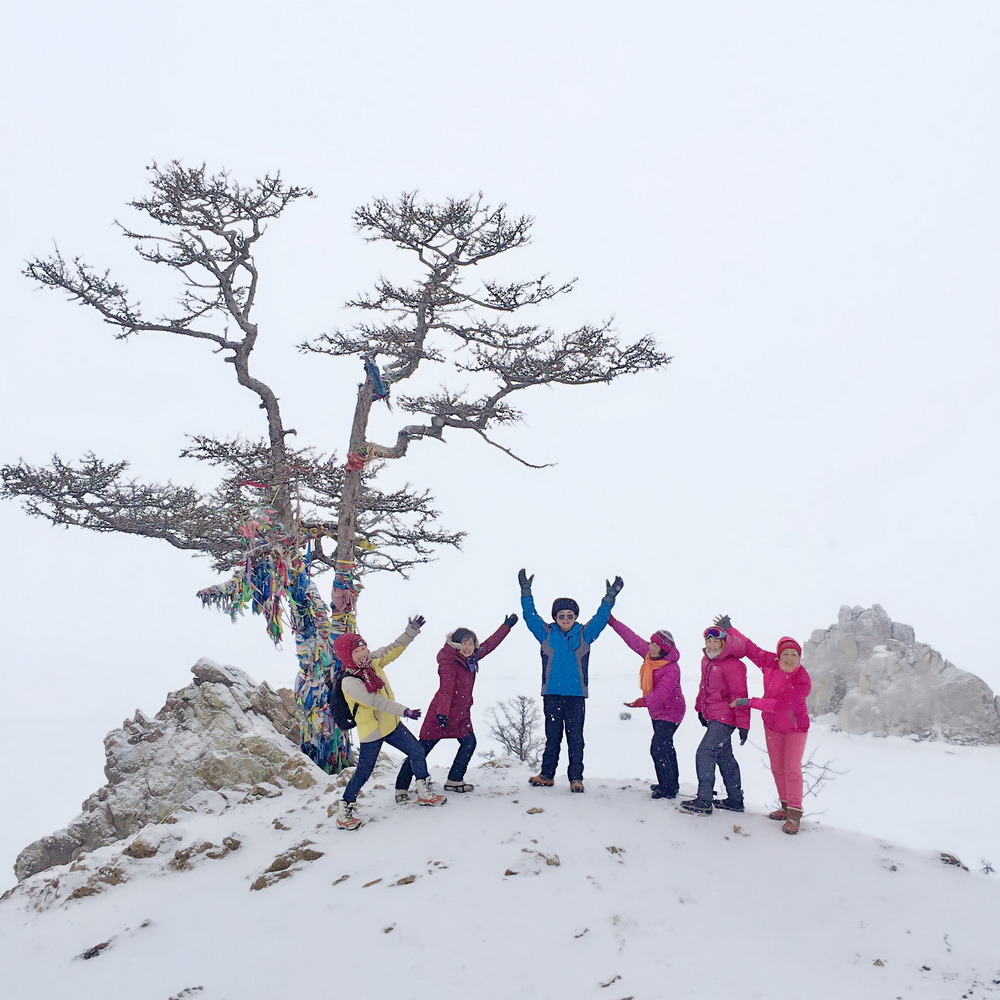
[644,661,681,716]
[608,616,648,657]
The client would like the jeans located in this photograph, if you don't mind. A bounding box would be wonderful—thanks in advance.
[344,723,427,802]
[540,694,586,782]
[395,732,478,789]
[695,720,742,804]
[764,728,808,809]
[650,719,680,796]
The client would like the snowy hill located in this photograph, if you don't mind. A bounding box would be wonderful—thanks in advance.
[2,752,998,1000]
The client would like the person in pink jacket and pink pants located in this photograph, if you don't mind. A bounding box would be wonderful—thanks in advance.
[609,615,686,799]
[721,616,812,835]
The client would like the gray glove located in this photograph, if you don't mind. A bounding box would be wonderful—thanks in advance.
[604,576,624,603]
[714,614,732,629]
[731,698,750,707]
[518,569,534,597]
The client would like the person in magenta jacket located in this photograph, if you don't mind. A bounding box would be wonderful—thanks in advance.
[395,614,517,798]
[724,619,812,835]
[679,619,750,816]
[609,614,685,799]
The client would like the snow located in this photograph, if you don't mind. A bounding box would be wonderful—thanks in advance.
[2,698,998,999]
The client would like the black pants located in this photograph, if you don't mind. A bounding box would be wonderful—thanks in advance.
[344,724,426,802]
[650,719,680,796]
[395,732,478,789]
[695,720,742,805]
[540,694,586,781]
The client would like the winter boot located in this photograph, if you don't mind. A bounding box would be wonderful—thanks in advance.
[768,801,788,821]
[415,778,447,806]
[395,790,410,804]
[444,780,474,793]
[569,780,585,793]
[678,797,713,816]
[650,784,676,800]
[528,774,555,787]
[782,807,802,835]
[336,799,362,831]
[713,797,745,812]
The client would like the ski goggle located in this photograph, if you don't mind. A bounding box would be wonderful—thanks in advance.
[703,627,727,640]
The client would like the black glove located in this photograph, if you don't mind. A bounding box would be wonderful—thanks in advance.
[698,711,708,728]
[738,728,749,745]
[714,614,732,630]
[517,569,534,596]
[504,613,519,628]
[604,575,624,602]
[436,713,449,728]
[409,615,425,630]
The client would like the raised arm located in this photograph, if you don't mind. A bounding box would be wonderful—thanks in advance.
[518,569,547,641]
[608,614,649,657]
[371,616,424,668]
[582,576,623,643]
[478,615,518,658]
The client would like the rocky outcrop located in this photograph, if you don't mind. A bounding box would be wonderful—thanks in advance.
[14,659,321,881]
[805,605,1000,744]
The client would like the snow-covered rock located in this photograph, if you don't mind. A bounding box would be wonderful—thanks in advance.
[14,658,321,882]
[805,604,1000,744]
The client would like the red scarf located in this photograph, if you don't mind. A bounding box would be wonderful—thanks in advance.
[343,663,384,694]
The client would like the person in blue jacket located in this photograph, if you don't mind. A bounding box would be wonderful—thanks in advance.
[518,568,624,793]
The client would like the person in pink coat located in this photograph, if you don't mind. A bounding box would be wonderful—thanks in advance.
[723,617,812,835]
[678,619,750,816]
[609,614,685,799]
[395,614,517,798]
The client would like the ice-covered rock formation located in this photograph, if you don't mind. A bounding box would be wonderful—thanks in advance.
[805,604,1000,744]
[14,658,322,881]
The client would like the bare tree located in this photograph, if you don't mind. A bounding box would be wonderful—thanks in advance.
[485,695,544,766]
[4,165,671,772]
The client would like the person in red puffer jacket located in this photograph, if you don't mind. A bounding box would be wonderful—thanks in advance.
[395,614,517,798]
[725,620,812,835]
[678,617,750,816]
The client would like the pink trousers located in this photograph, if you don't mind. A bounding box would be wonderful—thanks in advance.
[763,728,808,809]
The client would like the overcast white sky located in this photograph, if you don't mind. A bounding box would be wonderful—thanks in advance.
[2,1,998,860]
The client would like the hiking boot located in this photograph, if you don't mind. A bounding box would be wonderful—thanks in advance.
[650,785,677,800]
[444,780,474,793]
[336,799,362,831]
[782,807,802,835]
[569,780,585,793]
[713,797,745,812]
[395,790,410,804]
[768,801,788,821]
[528,774,555,787]
[415,778,447,806]
[678,798,713,815]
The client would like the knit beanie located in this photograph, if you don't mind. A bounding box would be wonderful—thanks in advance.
[332,632,365,667]
[551,597,580,619]
[651,629,675,652]
[451,627,478,646]
[777,636,802,656]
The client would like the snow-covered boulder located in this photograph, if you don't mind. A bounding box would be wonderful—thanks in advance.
[805,604,1000,744]
[14,659,321,882]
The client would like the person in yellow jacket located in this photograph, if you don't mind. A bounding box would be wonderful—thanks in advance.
[332,617,446,830]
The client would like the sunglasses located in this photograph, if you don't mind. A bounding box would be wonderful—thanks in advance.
[703,627,727,639]
[555,612,577,620]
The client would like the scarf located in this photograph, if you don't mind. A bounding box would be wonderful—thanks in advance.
[639,655,664,697]
[343,662,384,694]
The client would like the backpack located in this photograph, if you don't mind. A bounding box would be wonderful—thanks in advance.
[330,670,359,732]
